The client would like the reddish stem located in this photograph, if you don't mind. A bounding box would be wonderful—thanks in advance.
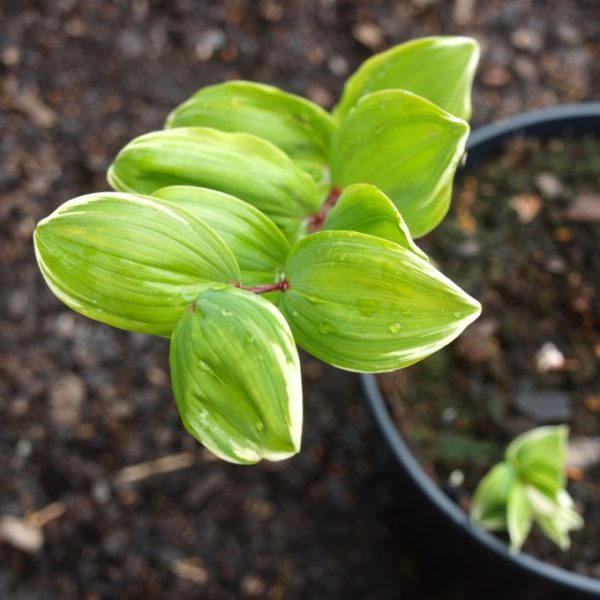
[307,187,342,233]
[234,279,289,294]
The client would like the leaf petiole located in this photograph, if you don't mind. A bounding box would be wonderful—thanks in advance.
[307,187,343,232]
[234,280,290,294]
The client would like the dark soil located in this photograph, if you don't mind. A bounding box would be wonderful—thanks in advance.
[1,1,600,598]
[379,136,600,578]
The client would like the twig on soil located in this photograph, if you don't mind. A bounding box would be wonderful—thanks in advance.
[115,452,195,484]
[171,557,209,584]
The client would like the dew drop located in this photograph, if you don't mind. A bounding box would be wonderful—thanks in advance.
[256,421,264,432]
[245,333,255,344]
[389,322,403,334]
[197,359,214,374]
[453,311,463,318]
[221,308,233,317]
[319,321,335,335]
[292,310,299,317]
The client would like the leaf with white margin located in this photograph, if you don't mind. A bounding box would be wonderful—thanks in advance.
[535,489,583,551]
[507,481,533,553]
[334,36,479,121]
[107,127,320,241]
[34,192,240,335]
[280,230,481,372]
[153,185,290,290]
[331,90,469,238]
[471,462,516,531]
[169,286,302,464]
[506,425,568,496]
[166,81,336,194]
[322,183,427,261]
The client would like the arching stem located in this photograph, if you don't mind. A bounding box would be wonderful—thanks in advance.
[234,280,289,294]
[307,187,342,233]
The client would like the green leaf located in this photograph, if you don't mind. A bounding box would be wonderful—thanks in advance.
[280,230,481,372]
[169,286,302,464]
[153,185,290,292]
[507,481,533,553]
[165,81,336,193]
[322,183,427,261]
[334,35,479,121]
[536,515,571,551]
[330,90,469,238]
[471,462,516,531]
[107,127,320,240]
[34,192,240,336]
[506,425,568,496]
[534,489,583,550]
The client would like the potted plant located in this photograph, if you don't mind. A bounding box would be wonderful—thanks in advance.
[32,35,597,593]
[33,35,481,462]
[364,102,600,597]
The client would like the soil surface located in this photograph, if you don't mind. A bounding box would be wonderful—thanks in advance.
[380,136,600,577]
[1,1,600,599]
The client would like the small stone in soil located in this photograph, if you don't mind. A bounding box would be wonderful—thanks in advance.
[509,193,542,223]
[534,171,564,199]
[535,342,566,372]
[567,436,600,470]
[448,469,465,488]
[0,516,43,553]
[565,191,600,222]
[513,389,572,422]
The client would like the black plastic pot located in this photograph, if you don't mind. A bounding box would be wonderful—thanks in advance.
[362,102,600,599]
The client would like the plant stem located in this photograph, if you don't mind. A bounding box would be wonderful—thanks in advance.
[234,280,289,294]
[307,187,342,233]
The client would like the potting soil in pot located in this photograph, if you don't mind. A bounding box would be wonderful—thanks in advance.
[378,135,600,578]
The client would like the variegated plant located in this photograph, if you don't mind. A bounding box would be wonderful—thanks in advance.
[34,36,482,464]
[471,426,584,552]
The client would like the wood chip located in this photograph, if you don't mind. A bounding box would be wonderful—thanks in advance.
[13,85,58,128]
[27,501,66,528]
[352,22,384,50]
[482,66,512,87]
[568,437,600,470]
[306,86,334,108]
[0,516,43,553]
[49,373,86,428]
[453,0,475,26]
[509,193,542,223]
[172,557,209,584]
[241,574,266,597]
[565,192,600,222]
[115,452,195,484]
[585,394,600,412]
[534,171,564,199]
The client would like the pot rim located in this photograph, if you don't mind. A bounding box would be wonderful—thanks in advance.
[362,101,600,596]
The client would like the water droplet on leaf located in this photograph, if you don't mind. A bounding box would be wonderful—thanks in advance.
[389,322,403,333]
[197,359,214,374]
[319,321,335,334]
